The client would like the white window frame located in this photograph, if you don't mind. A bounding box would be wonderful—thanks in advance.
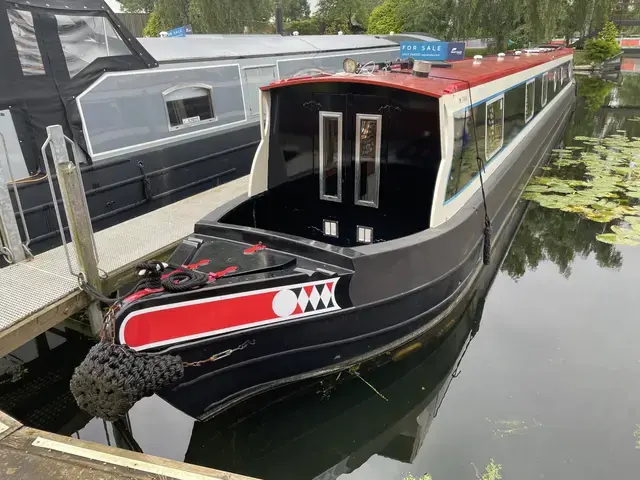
[485,95,504,161]
[541,72,548,108]
[553,69,557,92]
[319,111,343,202]
[525,78,535,123]
[354,113,382,208]
[162,83,217,132]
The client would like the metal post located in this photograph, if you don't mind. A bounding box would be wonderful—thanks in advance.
[0,158,25,263]
[47,125,103,334]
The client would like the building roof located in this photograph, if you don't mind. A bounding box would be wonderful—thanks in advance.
[261,48,574,98]
[138,34,402,63]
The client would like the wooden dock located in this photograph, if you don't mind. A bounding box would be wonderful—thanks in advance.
[0,176,248,358]
[0,410,257,479]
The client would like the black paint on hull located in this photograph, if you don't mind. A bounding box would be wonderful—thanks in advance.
[121,84,575,421]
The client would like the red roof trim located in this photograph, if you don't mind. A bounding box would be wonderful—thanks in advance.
[261,49,574,98]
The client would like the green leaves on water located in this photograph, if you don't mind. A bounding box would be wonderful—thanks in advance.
[524,132,640,246]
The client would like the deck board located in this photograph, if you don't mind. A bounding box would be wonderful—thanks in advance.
[0,176,248,355]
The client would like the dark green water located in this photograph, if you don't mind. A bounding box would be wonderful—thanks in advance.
[2,67,640,480]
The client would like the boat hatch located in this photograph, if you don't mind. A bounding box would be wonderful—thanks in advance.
[222,82,441,247]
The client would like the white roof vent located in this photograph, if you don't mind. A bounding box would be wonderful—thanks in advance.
[497,52,505,61]
[515,50,522,55]
[293,31,299,36]
[473,54,483,60]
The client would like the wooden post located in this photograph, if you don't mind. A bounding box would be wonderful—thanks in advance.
[47,125,103,335]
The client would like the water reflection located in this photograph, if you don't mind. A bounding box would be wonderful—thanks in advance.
[501,204,623,279]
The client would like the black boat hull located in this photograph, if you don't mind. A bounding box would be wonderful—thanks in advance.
[113,81,576,421]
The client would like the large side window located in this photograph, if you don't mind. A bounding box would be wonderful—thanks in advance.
[319,111,343,202]
[485,95,504,160]
[541,72,548,107]
[243,66,277,117]
[55,15,131,77]
[525,79,535,123]
[446,105,483,200]
[354,114,382,207]
[163,84,216,131]
[7,9,45,76]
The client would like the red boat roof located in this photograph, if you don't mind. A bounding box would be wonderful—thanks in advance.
[262,48,573,98]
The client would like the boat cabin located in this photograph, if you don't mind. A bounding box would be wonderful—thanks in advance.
[221,49,575,247]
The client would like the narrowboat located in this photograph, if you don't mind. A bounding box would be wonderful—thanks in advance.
[0,0,418,260]
[74,47,576,421]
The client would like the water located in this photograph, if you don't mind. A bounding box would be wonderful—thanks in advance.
[3,65,640,480]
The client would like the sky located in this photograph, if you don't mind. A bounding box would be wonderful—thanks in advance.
[106,0,320,14]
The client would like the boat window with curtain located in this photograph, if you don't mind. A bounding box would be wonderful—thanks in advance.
[319,111,343,202]
[541,72,548,107]
[485,95,504,160]
[354,114,381,207]
[163,85,216,130]
[525,79,535,123]
[446,104,483,200]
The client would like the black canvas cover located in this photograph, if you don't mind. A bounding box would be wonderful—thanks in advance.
[0,0,157,173]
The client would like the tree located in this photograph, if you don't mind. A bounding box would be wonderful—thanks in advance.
[367,0,403,34]
[281,0,311,21]
[189,0,273,33]
[286,17,322,34]
[117,0,155,13]
[585,21,622,62]
[316,0,381,33]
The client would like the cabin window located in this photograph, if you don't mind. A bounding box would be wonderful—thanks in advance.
[243,65,277,116]
[7,9,45,76]
[525,79,535,123]
[447,105,482,200]
[354,114,382,207]
[541,73,548,107]
[485,96,504,160]
[553,69,558,92]
[561,65,565,84]
[56,15,131,78]
[163,85,216,131]
[319,111,343,202]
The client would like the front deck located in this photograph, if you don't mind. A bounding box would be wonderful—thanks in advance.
[0,176,248,357]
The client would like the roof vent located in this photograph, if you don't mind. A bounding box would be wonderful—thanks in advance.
[412,60,432,78]
[473,55,483,60]
[497,52,505,61]
[515,50,522,55]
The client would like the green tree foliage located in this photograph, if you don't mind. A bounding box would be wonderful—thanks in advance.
[116,0,154,13]
[585,21,622,62]
[286,17,322,34]
[316,0,381,33]
[142,8,168,36]
[189,0,273,33]
[367,0,403,34]
[282,0,311,21]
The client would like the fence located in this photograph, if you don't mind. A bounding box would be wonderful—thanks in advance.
[116,13,149,38]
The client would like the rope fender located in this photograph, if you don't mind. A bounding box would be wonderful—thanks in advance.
[70,342,184,422]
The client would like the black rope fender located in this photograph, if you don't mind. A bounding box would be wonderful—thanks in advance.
[70,342,184,422]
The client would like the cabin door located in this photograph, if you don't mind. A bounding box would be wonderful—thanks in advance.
[314,93,389,244]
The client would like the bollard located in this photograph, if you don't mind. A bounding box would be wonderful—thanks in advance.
[47,125,103,334]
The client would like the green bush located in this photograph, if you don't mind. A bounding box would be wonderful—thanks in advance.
[367,0,403,35]
[142,9,167,37]
[585,21,622,62]
[286,17,322,35]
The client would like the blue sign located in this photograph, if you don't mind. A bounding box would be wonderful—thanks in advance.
[400,41,466,61]
[446,42,466,61]
[167,24,193,37]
